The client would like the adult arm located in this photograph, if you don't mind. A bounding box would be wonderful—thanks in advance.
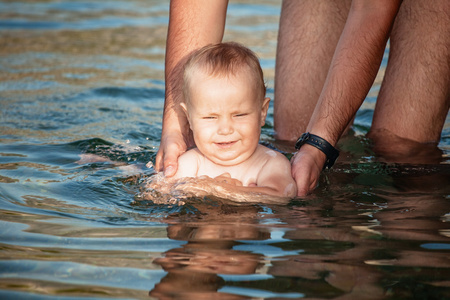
[292,0,402,196]
[155,0,228,176]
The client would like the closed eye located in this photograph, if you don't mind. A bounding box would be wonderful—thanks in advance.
[234,113,249,117]
[202,116,217,120]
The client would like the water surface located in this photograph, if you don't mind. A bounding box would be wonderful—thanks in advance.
[1,1,449,299]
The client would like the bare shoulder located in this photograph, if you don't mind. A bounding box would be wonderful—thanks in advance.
[255,145,297,197]
[255,145,293,179]
[174,148,201,178]
[179,148,202,161]
[256,144,290,164]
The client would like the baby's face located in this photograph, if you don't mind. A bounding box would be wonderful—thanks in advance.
[184,70,269,166]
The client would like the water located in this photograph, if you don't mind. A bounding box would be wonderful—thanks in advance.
[1,0,449,299]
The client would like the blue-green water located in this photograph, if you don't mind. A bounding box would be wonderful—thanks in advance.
[1,1,449,299]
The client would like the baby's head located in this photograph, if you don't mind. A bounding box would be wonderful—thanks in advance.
[181,42,270,166]
[182,42,266,107]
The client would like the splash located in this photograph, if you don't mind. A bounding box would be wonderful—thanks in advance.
[138,164,291,205]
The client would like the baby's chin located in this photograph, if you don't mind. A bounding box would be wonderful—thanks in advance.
[200,144,259,166]
[207,154,251,167]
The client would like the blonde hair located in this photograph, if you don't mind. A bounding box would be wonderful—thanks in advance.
[182,42,266,104]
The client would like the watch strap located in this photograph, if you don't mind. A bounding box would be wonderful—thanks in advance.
[295,132,339,169]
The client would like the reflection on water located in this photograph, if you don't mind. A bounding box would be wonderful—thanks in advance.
[0,0,449,299]
[151,222,269,299]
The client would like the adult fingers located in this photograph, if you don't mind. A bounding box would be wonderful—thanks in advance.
[291,147,323,196]
[154,143,181,177]
[162,149,179,177]
[155,149,164,172]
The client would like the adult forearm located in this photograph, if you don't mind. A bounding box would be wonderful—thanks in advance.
[307,0,401,145]
[156,0,228,173]
[164,0,228,114]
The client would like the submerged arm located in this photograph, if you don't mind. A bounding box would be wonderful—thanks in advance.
[213,156,297,199]
[168,158,297,203]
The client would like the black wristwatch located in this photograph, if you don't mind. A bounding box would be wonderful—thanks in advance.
[295,132,339,169]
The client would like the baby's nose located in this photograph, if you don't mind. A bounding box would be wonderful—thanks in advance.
[217,118,233,135]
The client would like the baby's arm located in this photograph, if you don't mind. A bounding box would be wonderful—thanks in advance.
[212,152,297,198]
[254,152,297,197]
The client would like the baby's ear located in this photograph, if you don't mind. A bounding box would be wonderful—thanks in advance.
[180,102,193,130]
[260,97,270,126]
[180,102,190,121]
[180,102,188,114]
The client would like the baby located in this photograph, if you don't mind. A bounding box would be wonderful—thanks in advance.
[172,42,297,198]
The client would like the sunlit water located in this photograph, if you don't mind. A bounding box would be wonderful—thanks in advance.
[1,1,449,299]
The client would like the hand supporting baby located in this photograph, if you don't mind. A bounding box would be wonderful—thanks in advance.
[212,173,243,187]
[142,172,290,205]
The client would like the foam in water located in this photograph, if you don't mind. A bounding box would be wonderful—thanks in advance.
[140,169,292,205]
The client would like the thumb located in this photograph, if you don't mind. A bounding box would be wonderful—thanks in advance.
[163,154,178,177]
[292,167,311,197]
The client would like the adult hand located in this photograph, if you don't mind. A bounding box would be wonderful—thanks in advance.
[291,144,326,197]
[214,173,243,187]
[155,130,189,177]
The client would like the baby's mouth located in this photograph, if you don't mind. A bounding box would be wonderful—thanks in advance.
[215,141,237,148]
